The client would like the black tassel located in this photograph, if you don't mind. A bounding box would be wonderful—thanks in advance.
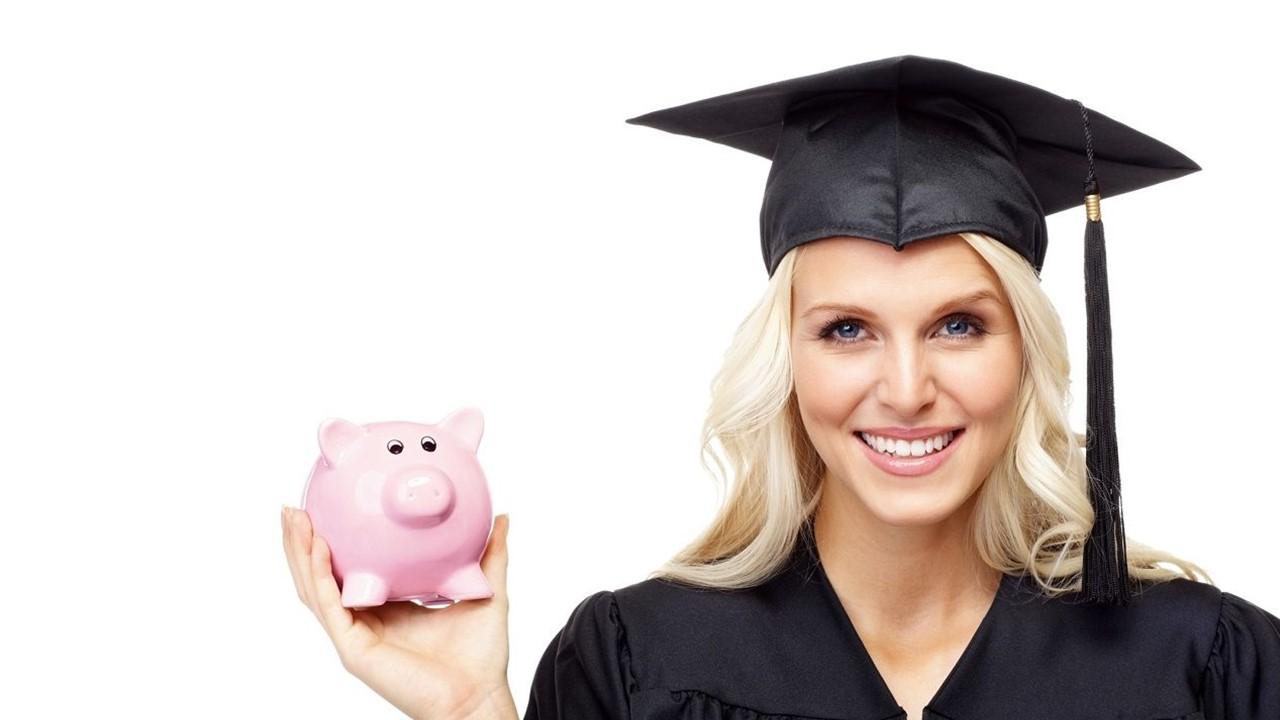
[1075,100,1133,606]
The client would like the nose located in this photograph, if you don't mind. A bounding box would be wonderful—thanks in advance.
[874,339,938,417]
[382,466,457,528]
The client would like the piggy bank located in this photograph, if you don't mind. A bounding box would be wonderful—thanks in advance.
[301,407,494,608]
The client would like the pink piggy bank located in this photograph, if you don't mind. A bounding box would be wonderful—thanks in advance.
[301,407,495,608]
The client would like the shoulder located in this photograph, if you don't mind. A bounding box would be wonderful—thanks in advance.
[607,573,800,693]
[997,574,1230,676]
[1216,587,1280,627]
[549,577,757,662]
[557,576,756,641]
[541,575,867,718]
[1196,585,1280,715]
[1123,577,1226,660]
[1205,586,1280,661]
[1005,572,1222,618]
[1126,575,1225,630]
[1006,574,1222,636]
[610,574,772,648]
[549,577,747,651]
[613,574,767,623]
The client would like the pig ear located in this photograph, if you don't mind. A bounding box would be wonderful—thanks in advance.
[438,406,484,453]
[318,418,366,467]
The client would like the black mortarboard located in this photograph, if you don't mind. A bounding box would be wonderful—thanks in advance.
[625,54,1201,606]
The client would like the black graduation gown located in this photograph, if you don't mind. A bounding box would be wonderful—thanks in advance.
[525,527,1280,720]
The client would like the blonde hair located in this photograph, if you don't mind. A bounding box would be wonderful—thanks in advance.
[648,231,1211,597]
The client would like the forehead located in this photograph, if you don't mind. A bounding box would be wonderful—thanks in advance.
[792,234,1000,304]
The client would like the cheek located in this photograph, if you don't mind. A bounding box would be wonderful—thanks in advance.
[940,341,1023,488]
[942,343,1022,420]
[791,346,871,422]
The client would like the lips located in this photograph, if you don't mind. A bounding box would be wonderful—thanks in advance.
[854,428,965,477]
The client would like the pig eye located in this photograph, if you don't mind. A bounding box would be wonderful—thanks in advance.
[387,439,404,454]
[421,436,437,452]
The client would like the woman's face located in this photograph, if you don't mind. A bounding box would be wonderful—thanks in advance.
[790,234,1023,527]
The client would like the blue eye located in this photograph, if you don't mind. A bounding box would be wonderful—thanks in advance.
[828,320,863,342]
[943,317,977,337]
[818,313,988,346]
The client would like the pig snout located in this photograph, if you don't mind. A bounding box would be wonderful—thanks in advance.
[381,467,457,528]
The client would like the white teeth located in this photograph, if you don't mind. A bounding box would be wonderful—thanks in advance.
[859,430,956,457]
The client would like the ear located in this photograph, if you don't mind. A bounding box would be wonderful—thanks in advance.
[437,406,484,453]
[317,417,366,467]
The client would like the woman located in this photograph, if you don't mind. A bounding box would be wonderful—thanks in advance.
[282,56,1280,720]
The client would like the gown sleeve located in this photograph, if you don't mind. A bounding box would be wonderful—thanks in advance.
[524,590,634,720]
[1199,590,1280,720]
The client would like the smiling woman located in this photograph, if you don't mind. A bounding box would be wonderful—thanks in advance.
[523,55,1280,720]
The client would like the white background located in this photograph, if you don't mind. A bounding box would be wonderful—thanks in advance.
[2,1,1275,717]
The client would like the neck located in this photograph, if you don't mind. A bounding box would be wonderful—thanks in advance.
[812,471,1002,630]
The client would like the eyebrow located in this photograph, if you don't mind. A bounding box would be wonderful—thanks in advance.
[800,288,1005,320]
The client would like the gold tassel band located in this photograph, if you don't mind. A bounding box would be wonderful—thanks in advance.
[1085,192,1102,222]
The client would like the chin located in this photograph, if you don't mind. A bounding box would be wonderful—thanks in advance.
[853,474,976,527]
[864,495,964,527]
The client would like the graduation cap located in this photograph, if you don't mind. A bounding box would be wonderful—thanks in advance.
[624,54,1201,606]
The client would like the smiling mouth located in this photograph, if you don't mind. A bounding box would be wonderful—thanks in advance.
[856,428,966,457]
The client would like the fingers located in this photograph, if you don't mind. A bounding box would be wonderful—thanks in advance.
[282,505,311,610]
[479,513,509,599]
[283,506,318,616]
[281,506,310,606]
[284,505,357,658]
[309,532,355,639]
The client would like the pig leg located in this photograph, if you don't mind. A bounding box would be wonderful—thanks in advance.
[340,572,389,608]
[434,562,494,602]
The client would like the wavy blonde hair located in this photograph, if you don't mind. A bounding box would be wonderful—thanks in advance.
[648,231,1210,597]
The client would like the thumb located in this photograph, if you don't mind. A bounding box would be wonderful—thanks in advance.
[480,513,509,599]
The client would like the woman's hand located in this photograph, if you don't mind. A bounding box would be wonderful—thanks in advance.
[281,506,517,720]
